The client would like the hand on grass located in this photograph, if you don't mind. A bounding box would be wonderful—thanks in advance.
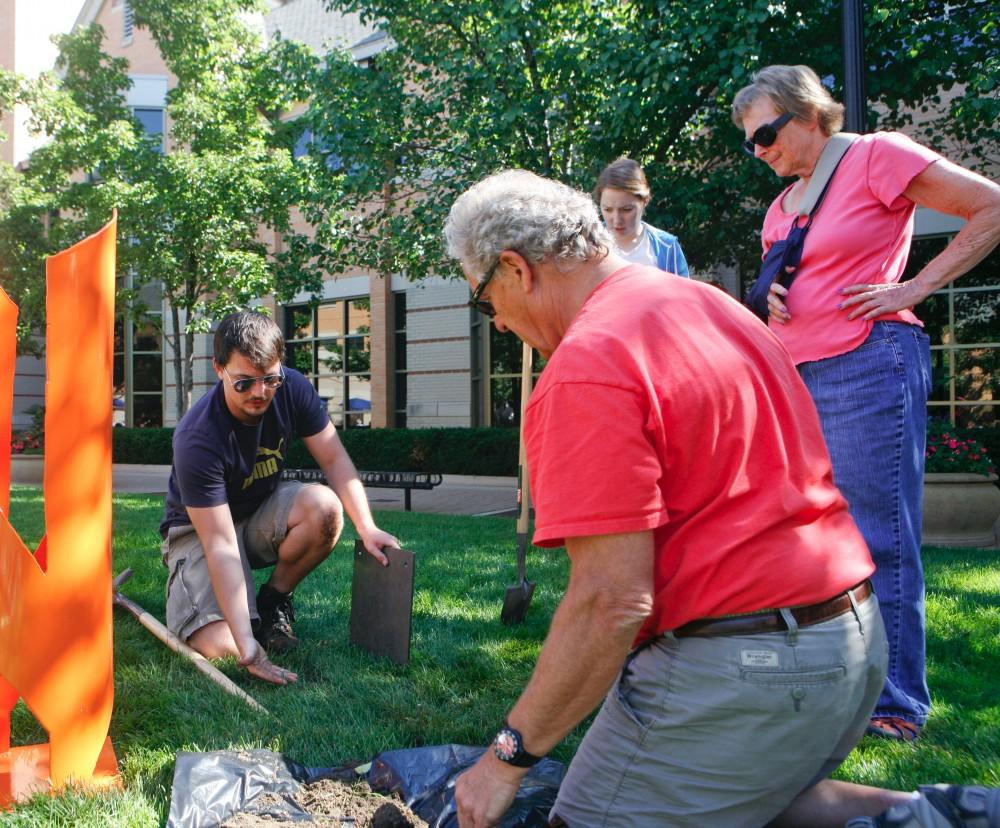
[238,640,298,686]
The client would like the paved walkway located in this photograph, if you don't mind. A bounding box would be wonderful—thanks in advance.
[108,464,518,517]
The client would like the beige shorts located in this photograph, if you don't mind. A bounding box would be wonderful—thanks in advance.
[551,592,888,827]
[161,481,307,642]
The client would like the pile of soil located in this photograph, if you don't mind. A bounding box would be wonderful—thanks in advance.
[222,778,430,828]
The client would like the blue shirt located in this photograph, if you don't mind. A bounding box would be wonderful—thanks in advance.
[645,223,690,277]
[159,367,329,537]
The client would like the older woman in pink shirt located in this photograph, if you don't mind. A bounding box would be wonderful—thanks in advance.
[732,65,1000,742]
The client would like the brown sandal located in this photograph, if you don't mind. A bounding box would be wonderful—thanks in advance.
[866,716,921,741]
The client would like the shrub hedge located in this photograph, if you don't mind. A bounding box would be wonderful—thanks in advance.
[113,426,521,476]
[110,423,1000,481]
[112,427,175,465]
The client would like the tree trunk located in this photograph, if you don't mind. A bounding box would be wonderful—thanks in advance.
[183,325,195,416]
[170,303,185,422]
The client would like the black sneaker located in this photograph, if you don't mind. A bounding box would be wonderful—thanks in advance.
[254,584,299,654]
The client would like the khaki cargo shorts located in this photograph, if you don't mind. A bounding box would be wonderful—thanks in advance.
[161,481,307,642]
[551,593,888,827]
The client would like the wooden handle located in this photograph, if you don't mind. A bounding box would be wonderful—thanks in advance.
[112,571,269,715]
[516,342,534,535]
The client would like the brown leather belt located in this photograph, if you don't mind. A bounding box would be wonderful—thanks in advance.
[673,580,873,639]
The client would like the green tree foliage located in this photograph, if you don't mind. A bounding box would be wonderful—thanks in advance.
[303,0,633,283]
[0,2,325,417]
[0,32,134,354]
[312,0,998,285]
[0,160,49,355]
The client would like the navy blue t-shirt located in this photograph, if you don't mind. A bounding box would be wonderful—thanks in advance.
[159,367,329,538]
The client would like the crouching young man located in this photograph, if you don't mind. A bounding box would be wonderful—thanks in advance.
[159,310,398,685]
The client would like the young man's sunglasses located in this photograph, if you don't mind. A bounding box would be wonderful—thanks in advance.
[222,366,285,393]
[741,112,794,156]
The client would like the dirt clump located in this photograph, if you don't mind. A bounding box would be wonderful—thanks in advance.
[221,778,429,828]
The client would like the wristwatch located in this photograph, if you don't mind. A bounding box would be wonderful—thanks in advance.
[492,722,543,768]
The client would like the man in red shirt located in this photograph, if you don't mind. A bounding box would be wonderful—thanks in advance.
[444,170,999,828]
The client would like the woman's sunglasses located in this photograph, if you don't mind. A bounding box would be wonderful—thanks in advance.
[741,112,794,156]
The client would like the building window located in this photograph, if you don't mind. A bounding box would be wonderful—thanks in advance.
[292,125,343,171]
[285,299,372,428]
[132,107,164,152]
[473,320,543,428]
[911,237,999,427]
[393,291,407,428]
[114,277,163,427]
[470,308,484,426]
[123,0,135,43]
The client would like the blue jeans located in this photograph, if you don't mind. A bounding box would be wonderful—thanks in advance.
[798,322,931,725]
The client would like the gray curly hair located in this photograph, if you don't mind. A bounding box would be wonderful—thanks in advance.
[444,170,611,279]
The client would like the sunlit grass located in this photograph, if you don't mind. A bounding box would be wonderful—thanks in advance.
[2,489,998,825]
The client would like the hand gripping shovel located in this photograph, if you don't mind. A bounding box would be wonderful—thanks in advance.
[501,342,536,625]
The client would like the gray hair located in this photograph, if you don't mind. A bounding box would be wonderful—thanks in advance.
[731,64,845,137]
[444,169,612,278]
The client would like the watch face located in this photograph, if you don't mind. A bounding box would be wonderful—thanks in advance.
[494,728,519,762]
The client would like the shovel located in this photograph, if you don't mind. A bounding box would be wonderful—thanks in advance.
[501,342,536,625]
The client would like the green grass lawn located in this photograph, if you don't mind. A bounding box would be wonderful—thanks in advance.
[2,487,998,826]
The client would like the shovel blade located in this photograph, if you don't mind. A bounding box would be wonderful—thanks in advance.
[500,578,536,626]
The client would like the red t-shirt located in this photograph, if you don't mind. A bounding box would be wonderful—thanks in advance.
[761,131,939,364]
[525,266,874,645]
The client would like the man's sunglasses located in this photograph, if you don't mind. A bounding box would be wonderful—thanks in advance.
[741,112,794,156]
[222,366,285,393]
[468,259,500,318]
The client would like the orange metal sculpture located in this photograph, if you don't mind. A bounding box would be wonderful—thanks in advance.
[0,215,120,807]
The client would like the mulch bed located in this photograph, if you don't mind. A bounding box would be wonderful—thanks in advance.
[221,778,429,828]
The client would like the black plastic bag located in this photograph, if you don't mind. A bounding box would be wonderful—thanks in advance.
[368,744,564,827]
[166,749,334,827]
[166,744,564,828]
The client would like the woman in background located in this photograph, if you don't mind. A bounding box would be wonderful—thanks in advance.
[732,64,1000,742]
[594,157,689,277]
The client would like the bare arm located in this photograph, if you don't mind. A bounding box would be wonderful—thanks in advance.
[302,422,399,564]
[455,530,655,828]
[841,158,1000,319]
[186,504,294,685]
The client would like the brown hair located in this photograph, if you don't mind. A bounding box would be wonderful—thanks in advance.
[214,310,284,370]
[594,157,651,204]
[731,64,845,137]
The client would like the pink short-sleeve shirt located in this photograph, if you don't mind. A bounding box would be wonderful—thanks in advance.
[761,131,940,365]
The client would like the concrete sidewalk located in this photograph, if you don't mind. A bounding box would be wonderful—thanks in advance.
[107,464,518,517]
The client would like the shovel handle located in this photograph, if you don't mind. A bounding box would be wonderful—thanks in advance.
[516,342,534,537]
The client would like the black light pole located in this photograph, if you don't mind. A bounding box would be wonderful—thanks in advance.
[842,0,868,133]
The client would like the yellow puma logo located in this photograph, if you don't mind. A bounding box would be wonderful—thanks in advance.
[257,438,285,460]
[242,438,285,489]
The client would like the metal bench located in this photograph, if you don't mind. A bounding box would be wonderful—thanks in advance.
[280,468,443,511]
